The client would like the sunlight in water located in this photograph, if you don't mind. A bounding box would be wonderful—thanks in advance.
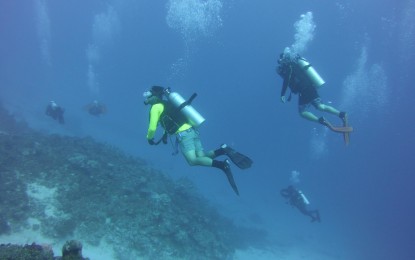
[290,170,301,184]
[86,5,120,97]
[166,0,223,43]
[310,127,329,159]
[397,0,415,76]
[166,0,223,81]
[34,0,51,65]
[291,11,316,55]
[91,6,120,46]
[341,46,388,117]
[169,57,189,81]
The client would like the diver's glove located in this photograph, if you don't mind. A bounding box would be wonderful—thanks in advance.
[148,138,156,145]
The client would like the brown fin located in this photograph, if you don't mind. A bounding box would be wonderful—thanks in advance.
[331,126,353,133]
[325,120,353,133]
[342,115,350,145]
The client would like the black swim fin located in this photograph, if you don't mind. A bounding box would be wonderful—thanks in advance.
[221,144,253,169]
[222,159,239,196]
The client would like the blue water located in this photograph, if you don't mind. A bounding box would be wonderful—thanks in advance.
[1,0,414,259]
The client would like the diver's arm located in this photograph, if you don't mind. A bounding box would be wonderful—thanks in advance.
[280,79,289,103]
[280,63,294,103]
[146,104,163,140]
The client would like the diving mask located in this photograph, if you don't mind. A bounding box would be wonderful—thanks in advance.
[143,90,162,105]
[143,91,152,98]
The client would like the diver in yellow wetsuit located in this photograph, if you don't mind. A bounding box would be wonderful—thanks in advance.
[144,86,241,195]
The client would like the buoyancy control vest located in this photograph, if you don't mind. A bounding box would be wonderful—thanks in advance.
[158,88,206,135]
[159,101,187,134]
[278,55,325,93]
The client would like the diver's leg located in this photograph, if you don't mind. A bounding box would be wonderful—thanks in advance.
[316,101,350,132]
[299,101,320,123]
[183,150,213,166]
[316,103,340,116]
[298,206,310,216]
[191,128,225,159]
[203,148,225,159]
[315,210,321,222]
[181,129,222,167]
[192,130,216,159]
[298,207,315,222]
[58,114,65,124]
[182,148,230,169]
[183,144,239,195]
[202,150,216,159]
[300,110,320,122]
[309,210,321,223]
[314,98,347,120]
[180,130,212,166]
[180,129,239,194]
[302,209,316,222]
[205,144,253,169]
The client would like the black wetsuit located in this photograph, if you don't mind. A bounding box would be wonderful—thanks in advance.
[45,105,65,124]
[278,58,320,106]
[88,105,104,116]
[281,185,321,223]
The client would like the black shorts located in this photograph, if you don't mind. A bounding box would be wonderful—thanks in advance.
[298,86,319,106]
[298,86,321,113]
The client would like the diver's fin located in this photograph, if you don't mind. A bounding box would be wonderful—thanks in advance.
[342,114,350,145]
[320,118,353,134]
[222,159,239,196]
[330,125,353,133]
[221,144,253,169]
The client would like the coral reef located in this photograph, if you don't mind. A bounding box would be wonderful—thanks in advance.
[0,104,267,259]
[0,240,88,260]
[0,243,54,260]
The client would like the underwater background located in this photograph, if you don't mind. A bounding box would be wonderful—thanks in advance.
[1,0,414,259]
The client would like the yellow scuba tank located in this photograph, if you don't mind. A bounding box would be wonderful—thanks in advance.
[297,57,325,88]
[164,88,205,128]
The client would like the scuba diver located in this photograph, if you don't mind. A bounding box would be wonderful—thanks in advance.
[280,185,321,223]
[45,101,65,124]
[143,86,253,196]
[84,100,107,116]
[277,47,353,143]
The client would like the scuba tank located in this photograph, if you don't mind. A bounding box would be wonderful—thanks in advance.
[298,190,310,205]
[296,57,325,88]
[163,88,205,128]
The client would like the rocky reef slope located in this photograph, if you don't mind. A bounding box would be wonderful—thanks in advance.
[0,105,265,259]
